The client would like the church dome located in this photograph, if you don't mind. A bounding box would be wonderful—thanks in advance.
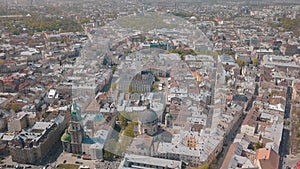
[139,109,158,124]
[61,130,71,142]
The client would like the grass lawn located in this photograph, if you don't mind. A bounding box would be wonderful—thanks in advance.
[57,164,79,169]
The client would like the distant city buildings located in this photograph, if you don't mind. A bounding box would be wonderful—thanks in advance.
[0,1,299,168]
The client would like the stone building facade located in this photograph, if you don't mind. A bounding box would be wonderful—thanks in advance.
[9,115,66,164]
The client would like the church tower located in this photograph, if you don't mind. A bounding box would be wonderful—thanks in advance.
[61,101,84,154]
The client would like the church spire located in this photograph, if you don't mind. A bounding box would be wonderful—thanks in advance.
[71,101,81,121]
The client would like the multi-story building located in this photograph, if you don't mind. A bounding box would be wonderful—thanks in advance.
[119,154,183,169]
[9,115,67,164]
[0,110,9,132]
[292,80,300,102]
[7,111,38,132]
[220,142,256,169]
[127,134,154,156]
[130,71,155,93]
[254,148,279,169]
[157,130,223,167]
[240,108,260,136]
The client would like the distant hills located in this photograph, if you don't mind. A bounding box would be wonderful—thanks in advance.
[141,0,300,4]
[0,0,299,7]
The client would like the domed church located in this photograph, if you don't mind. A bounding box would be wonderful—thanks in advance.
[138,109,158,136]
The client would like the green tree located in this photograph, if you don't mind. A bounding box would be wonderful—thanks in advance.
[169,48,197,60]
[227,50,235,56]
[103,149,114,159]
[118,112,128,129]
[128,84,134,93]
[200,164,209,169]
[123,122,137,137]
[111,82,117,91]
[154,75,160,82]
[253,142,264,151]
[151,84,159,91]
[5,103,20,112]
[252,58,259,66]
[236,58,246,67]
[0,59,4,65]
[112,65,117,73]
[269,90,278,97]
[172,12,194,18]
[146,103,151,109]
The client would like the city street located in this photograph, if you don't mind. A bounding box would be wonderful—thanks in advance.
[279,86,293,169]
[215,113,246,169]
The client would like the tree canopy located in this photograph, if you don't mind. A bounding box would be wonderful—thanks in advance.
[169,48,197,60]
[253,142,264,151]
[0,16,84,35]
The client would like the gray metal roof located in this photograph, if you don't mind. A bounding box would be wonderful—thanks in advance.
[138,109,158,124]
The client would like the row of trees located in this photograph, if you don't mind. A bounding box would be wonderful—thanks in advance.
[169,48,197,60]
[236,58,259,67]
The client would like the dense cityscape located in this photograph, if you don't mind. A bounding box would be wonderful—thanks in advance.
[0,0,299,169]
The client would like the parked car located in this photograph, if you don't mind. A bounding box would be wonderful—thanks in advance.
[75,161,83,164]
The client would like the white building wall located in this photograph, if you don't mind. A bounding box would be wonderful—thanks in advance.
[240,125,255,136]
[82,143,91,155]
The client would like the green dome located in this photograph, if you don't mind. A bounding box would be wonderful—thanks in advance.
[166,113,172,119]
[93,114,104,122]
[61,131,71,142]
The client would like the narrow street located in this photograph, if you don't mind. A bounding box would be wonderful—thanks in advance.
[214,113,246,169]
[279,86,293,169]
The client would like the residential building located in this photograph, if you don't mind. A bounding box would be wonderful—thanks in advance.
[9,115,67,164]
[221,142,255,169]
[7,111,38,132]
[157,130,223,167]
[240,108,260,136]
[127,134,154,156]
[254,148,279,169]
